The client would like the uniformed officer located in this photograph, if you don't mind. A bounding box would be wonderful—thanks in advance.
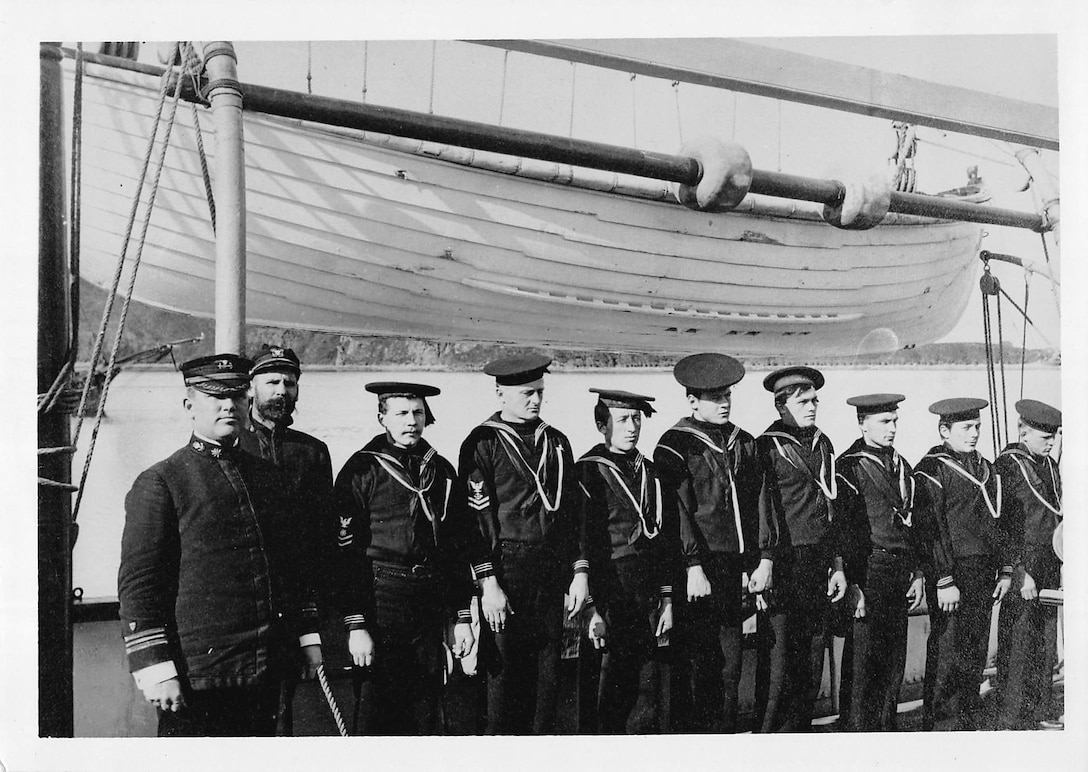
[457,354,587,734]
[333,382,481,735]
[239,344,334,735]
[914,397,1007,731]
[753,366,847,733]
[118,354,321,736]
[578,388,675,733]
[834,394,925,731]
[994,399,1062,729]
[653,353,767,733]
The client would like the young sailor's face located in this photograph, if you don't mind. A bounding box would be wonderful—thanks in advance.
[379,396,427,448]
[498,379,544,422]
[861,411,898,448]
[603,408,642,453]
[689,387,732,425]
[250,370,299,423]
[184,389,247,441]
[941,419,981,454]
[781,387,818,428]
[1020,423,1056,457]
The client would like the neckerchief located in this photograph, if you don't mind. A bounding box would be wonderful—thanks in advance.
[483,419,564,512]
[923,447,1002,519]
[360,445,450,544]
[666,422,746,553]
[580,452,662,541]
[762,427,838,508]
[840,445,914,526]
[1002,445,1062,518]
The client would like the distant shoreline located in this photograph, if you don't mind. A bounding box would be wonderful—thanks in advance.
[86,362,1062,373]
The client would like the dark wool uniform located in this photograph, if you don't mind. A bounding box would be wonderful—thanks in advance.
[753,419,841,733]
[914,441,1003,731]
[835,437,920,731]
[654,417,765,732]
[995,439,1062,729]
[334,433,481,735]
[239,412,336,733]
[459,413,584,734]
[118,435,319,736]
[578,443,677,733]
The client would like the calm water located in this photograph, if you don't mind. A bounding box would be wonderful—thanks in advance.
[72,365,1061,598]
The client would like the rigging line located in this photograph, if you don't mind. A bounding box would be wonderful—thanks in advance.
[630,73,638,148]
[68,41,83,384]
[361,41,368,103]
[568,61,576,138]
[1020,275,1030,400]
[981,285,999,456]
[428,40,437,115]
[777,100,782,172]
[69,46,176,441]
[183,42,216,234]
[916,136,1018,169]
[72,57,186,527]
[497,49,509,126]
[306,41,313,95]
[672,80,683,145]
[996,292,1009,447]
[731,91,738,141]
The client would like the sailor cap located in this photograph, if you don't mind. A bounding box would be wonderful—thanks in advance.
[364,381,442,398]
[484,354,553,386]
[590,388,657,416]
[763,365,825,393]
[250,345,301,377]
[1015,399,1061,432]
[928,397,989,422]
[673,353,745,391]
[180,354,253,396]
[847,393,905,417]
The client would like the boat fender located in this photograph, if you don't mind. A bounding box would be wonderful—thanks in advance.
[672,137,752,211]
[822,170,893,230]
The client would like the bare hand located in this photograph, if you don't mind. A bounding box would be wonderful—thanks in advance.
[567,573,590,619]
[827,570,848,603]
[348,628,376,668]
[849,584,866,619]
[452,621,475,658]
[299,643,322,681]
[687,564,712,601]
[480,576,513,632]
[141,677,185,712]
[587,609,607,650]
[906,576,925,612]
[754,592,769,612]
[993,576,1012,604]
[654,598,674,637]
[1020,572,1038,601]
[748,559,773,594]
[937,584,960,613]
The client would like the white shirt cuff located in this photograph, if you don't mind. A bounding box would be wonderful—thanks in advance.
[299,633,322,648]
[133,660,178,689]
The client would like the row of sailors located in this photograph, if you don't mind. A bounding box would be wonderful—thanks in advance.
[117,347,1062,736]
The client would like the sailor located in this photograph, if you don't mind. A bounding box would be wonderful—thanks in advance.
[994,399,1063,730]
[578,388,675,733]
[238,344,335,735]
[332,382,481,735]
[834,394,925,731]
[457,353,587,734]
[118,354,321,736]
[914,397,1006,731]
[652,353,767,733]
[752,366,847,733]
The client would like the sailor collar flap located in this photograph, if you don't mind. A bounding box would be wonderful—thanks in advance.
[840,445,914,526]
[482,419,565,513]
[579,452,662,540]
[359,442,449,524]
[923,447,1002,519]
[763,427,837,502]
[665,422,743,474]
[1001,445,1062,517]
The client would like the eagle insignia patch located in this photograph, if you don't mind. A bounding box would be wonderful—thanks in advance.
[468,480,490,511]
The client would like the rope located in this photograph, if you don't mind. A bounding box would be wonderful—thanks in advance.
[995,292,1009,440]
[317,665,349,737]
[498,49,509,126]
[980,265,1001,456]
[68,42,84,388]
[72,51,186,523]
[38,478,81,491]
[672,81,683,145]
[428,41,437,115]
[182,42,216,234]
[38,446,77,456]
[307,41,313,95]
[568,62,577,138]
[1020,274,1030,400]
[730,92,738,140]
[630,74,638,147]
[776,100,783,172]
[361,41,368,103]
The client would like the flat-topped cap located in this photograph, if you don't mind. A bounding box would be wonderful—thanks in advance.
[484,354,553,386]
[928,397,989,422]
[763,365,824,393]
[590,388,656,416]
[673,353,745,391]
[1015,399,1061,432]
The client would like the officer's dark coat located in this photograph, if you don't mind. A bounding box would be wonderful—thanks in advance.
[118,436,319,689]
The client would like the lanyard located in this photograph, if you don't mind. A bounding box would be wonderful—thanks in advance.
[670,425,746,552]
[1008,453,1062,518]
[364,448,450,528]
[768,430,838,505]
[486,421,564,513]
[593,454,663,540]
[934,454,1002,519]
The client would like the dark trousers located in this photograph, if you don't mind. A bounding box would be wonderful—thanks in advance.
[355,563,447,735]
[754,544,834,733]
[996,558,1060,729]
[482,543,563,734]
[596,556,668,734]
[841,551,913,731]
[673,552,746,733]
[157,682,280,737]
[923,555,997,731]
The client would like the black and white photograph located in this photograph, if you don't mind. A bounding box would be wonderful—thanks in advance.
[4,1,1085,770]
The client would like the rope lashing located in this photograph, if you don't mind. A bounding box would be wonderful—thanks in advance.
[428,40,437,115]
[568,61,577,138]
[890,122,918,193]
[497,49,509,126]
[361,41,368,103]
[672,80,683,145]
[307,41,313,95]
[317,665,349,737]
[630,73,638,147]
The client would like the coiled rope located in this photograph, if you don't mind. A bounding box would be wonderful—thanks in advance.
[317,665,349,737]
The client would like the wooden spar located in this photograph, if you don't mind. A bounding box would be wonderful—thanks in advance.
[475,39,1060,152]
[202,42,247,355]
[39,42,74,737]
[61,48,1049,233]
